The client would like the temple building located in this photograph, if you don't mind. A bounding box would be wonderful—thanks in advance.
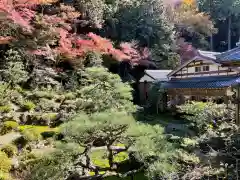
[157,47,240,123]
[162,50,240,102]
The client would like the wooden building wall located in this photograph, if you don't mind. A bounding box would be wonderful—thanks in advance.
[172,59,239,79]
[139,82,153,105]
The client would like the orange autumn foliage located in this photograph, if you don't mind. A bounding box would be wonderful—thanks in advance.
[183,0,196,6]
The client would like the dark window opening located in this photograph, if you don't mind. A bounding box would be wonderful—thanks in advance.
[203,65,210,71]
[191,96,196,101]
[195,66,201,72]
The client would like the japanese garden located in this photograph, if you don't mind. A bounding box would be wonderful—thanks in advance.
[1,0,240,179]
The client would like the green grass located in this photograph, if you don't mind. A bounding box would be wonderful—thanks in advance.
[91,149,110,168]
[18,125,58,132]
[104,172,148,180]
[90,149,129,176]
[18,125,59,141]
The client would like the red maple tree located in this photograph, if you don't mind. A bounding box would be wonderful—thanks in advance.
[0,0,155,68]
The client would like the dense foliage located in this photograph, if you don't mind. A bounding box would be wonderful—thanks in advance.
[1,0,239,180]
[0,1,180,179]
[27,112,177,179]
[175,102,239,179]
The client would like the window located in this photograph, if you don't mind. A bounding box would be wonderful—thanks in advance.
[195,66,201,72]
[203,65,209,71]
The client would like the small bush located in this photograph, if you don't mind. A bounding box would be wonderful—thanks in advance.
[0,152,11,173]
[22,100,36,111]
[20,151,38,162]
[13,136,28,148]
[0,105,12,113]
[0,172,11,180]
[34,91,55,99]
[41,113,57,125]
[0,121,18,135]
[1,144,17,158]
[18,151,40,170]
[41,131,56,139]
[19,125,58,141]
[21,128,42,142]
[15,85,24,93]
[176,149,200,165]
[177,102,233,134]
[64,92,76,100]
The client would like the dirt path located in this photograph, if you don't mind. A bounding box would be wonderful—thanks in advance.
[0,132,21,147]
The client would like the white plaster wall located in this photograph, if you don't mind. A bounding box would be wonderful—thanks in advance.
[173,59,239,79]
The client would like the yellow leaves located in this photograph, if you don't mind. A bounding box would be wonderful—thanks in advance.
[168,0,217,36]
[182,0,197,10]
[183,0,196,6]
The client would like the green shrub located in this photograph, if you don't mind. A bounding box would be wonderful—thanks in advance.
[0,105,12,113]
[19,125,58,141]
[22,100,36,111]
[20,151,38,162]
[0,121,18,135]
[177,102,233,134]
[41,113,57,123]
[34,91,55,99]
[176,149,200,165]
[13,136,28,148]
[64,92,76,100]
[1,144,17,158]
[0,172,11,180]
[15,85,24,93]
[0,152,11,173]
[21,128,43,142]
[41,131,56,139]
[18,151,40,170]
[38,98,58,111]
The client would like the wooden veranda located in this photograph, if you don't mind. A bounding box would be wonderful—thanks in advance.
[168,88,227,97]
[167,87,240,125]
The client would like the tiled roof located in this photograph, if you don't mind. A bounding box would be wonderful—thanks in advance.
[216,46,240,62]
[140,70,172,82]
[198,50,221,60]
[217,51,240,62]
[161,75,240,89]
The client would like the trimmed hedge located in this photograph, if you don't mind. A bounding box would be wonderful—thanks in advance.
[0,152,11,173]
[1,144,17,158]
[0,121,18,135]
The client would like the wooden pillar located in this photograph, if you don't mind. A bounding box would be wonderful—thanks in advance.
[224,95,229,107]
[162,92,167,112]
[236,87,240,125]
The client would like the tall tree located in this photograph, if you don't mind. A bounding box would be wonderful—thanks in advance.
[166,0,216,50]
[198,0,240,50]
[101,0,177,68]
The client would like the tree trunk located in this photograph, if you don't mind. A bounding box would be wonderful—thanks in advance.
[210,35,213,51]
[209,0,214,51]
[228,15,232,50]
[107,144,114,169]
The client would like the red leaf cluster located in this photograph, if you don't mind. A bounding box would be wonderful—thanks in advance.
[120,42,155,66]
[0,0,153,67]
[0,0,37,31]
[177,38,198,64]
